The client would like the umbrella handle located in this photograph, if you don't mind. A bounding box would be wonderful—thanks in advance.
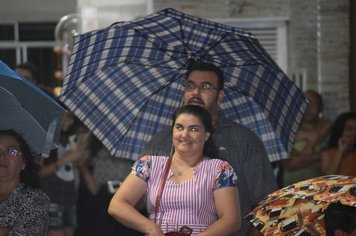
[42,119,60,158]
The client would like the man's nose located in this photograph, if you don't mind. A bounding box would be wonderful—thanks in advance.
[191,86,201,94]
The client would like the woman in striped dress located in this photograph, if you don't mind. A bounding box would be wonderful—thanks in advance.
[108,105,241,235]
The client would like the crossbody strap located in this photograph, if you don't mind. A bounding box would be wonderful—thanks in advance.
[154,157,173,223]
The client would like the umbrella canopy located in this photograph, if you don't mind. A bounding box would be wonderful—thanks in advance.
[59,8,308,161]
[0,60,66,156]
[246,175,356,235]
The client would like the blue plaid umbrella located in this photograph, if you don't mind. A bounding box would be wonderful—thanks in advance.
[0,60,66,156]
[59,8,308,162]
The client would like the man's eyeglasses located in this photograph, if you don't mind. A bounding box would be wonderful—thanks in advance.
[183,80,219,92]
[0,148,22,158]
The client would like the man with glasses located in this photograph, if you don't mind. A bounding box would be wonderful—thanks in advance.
[144,62,278,236]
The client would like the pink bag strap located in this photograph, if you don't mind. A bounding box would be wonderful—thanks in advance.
[154,157,173,223]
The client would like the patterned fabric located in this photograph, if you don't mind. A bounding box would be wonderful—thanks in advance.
[246,175,356,236]
[213,161,238,190]
[131,155,237,235]
[59,8,307,162]
[132,155,237,190]
[0,183,50,236]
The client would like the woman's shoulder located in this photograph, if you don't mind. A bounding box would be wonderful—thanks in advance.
[203,157,230,164]
[19,185,50,204]
[138,155,169,163]
[202,158,234,170]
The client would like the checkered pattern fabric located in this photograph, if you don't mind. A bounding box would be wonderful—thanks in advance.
[59,8,307,161]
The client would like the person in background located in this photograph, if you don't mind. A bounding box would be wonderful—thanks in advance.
[320,112,356,176]
[324,202,356,236]
[143,61,277,236]
[283,89,331,186]
[39,111,90,236]
[108,105,241,235]
[75,135,142,236]
[15,62,55,97]
[0,129,50,236]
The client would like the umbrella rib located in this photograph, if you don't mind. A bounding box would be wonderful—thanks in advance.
[129,20,189,67]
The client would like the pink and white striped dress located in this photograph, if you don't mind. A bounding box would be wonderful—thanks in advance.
[131,155,238,235]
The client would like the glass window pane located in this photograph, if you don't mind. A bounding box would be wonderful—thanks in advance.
[0,49,17,68]
[27,47,56,87]
[0,24,15,41]
[19,22,56,41]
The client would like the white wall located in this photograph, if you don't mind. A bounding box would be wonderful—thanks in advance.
[0,0,76,22]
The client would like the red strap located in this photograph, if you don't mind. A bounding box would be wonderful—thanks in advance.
[154,157,172,223]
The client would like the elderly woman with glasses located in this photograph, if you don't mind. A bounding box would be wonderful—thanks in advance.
[0,129,50,236]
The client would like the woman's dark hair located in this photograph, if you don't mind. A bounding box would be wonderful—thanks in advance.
[172,105,220,159]
[326,112,356,149]
[0,129,40,188]
[324,202,356,236]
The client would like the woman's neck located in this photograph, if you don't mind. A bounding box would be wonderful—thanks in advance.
[172,152,203,167]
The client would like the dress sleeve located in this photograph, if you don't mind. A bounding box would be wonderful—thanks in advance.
[130,155,151,182]
[213,161,238,191]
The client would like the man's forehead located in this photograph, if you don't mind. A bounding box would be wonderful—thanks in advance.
[187,70,219,82]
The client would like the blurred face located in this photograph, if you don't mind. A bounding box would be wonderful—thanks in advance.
[172,113,210,156]
[61,111,75,132]
[341,118,356,146]
[15,68,35,84]
[0,135,25,183]
[183,71,224,118]
[303,91,322,121]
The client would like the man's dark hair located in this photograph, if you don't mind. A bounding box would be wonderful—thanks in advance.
[324,202,356,236]
[185,61,225,90]
[15,62,40,84]
[326,112,356,149]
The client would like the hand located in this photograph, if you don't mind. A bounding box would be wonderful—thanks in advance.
[338,137,352,154]
[76,129,90,149]
[145,223,165,236]
[62,149,86,163]
[76,149,91,169]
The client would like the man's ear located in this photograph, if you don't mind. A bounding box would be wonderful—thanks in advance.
[218,90,224,104]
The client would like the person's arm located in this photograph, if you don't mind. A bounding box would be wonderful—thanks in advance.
[198,187,240,236]
[321,138,352,175]
[283,150,320,170]
[39,148,85,177]
[108,174,164,236]
[77,157,98,195]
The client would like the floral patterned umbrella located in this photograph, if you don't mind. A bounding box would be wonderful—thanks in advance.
[246,175,356,235]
